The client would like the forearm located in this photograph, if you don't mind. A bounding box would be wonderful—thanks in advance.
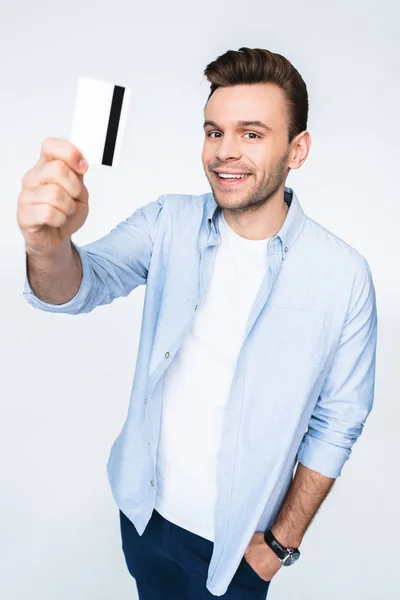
[271,462,335,548]
[26,238,82,305]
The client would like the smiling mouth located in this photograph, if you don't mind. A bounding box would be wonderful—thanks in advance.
[213,172,252,186]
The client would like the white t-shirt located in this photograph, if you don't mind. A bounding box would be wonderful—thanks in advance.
[155,209,271,541]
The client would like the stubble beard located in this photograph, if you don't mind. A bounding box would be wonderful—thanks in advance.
[208,149,290,216]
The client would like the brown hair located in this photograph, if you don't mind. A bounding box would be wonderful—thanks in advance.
[203,47,309,143]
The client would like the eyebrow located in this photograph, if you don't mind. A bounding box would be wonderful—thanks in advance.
[203,119,272,132]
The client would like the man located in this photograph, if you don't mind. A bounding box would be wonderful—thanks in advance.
[18,47,378,598]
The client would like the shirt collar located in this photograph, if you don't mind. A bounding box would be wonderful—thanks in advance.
[206,186,307,260]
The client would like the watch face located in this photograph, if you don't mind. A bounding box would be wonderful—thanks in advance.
[282,550,300,566]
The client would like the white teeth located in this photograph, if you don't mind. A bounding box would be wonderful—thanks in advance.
[217,173,249,179]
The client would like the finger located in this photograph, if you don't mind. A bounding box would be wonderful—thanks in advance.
[18,197,69,231]
[32,202,69,229]
[36,137,88,176]
[22,160,88,204]
[20,185,77,224]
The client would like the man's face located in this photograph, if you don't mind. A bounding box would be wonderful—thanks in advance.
[202,83,294,213]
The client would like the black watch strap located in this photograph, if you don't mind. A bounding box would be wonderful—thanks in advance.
[264,529,298,560]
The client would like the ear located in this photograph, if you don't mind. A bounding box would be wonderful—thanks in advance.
[288,131,311,170]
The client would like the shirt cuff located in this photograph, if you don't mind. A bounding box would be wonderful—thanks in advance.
[22,242,93,314]
[297,433,351,478]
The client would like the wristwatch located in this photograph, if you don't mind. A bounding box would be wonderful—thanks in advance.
[264,529,301,566]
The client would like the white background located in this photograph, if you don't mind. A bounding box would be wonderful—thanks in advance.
[1,1,399,598]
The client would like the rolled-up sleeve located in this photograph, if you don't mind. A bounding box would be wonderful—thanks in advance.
[23,195,165,315]
[297,257,378,478]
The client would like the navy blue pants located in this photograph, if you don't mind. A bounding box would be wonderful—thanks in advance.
[119,509,270,599]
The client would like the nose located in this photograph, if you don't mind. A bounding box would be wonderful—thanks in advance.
[216,134,242,162]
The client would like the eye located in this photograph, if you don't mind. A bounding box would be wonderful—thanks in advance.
[244,132,261,139]
[206,131,261,139]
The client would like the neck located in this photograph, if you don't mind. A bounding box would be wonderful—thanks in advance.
[222,189,289,241]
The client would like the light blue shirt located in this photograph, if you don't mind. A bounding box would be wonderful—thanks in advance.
[23,186,378,596]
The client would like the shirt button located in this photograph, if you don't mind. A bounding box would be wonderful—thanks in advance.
[284,246,288,252]
[165,352,170,358]
[150,480,155,487]
[144,398,148,404]
[195,305,198,310]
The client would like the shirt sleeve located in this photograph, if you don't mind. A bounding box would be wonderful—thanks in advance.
[297,257,378,478]
[22,195,165,315]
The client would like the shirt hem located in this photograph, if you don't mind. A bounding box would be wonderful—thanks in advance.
[154,499,215,542]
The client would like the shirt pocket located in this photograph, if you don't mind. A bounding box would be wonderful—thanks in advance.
[268,306,329,373]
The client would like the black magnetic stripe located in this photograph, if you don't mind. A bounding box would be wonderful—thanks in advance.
[102,85,125,166]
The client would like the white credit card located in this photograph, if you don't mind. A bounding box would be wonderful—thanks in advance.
[69,76,131,167]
